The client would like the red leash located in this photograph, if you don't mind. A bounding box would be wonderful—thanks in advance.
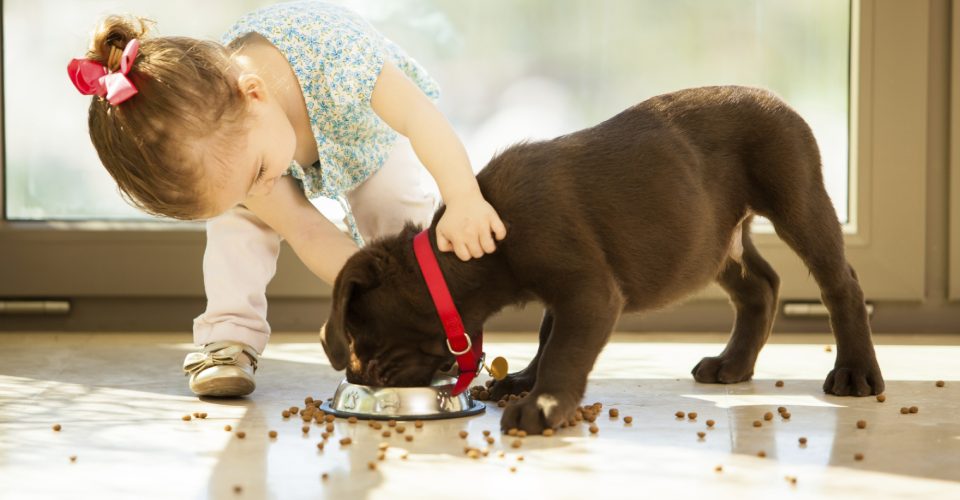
[413,229,483,396]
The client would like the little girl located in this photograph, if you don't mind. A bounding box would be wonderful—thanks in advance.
[69,1,506,397]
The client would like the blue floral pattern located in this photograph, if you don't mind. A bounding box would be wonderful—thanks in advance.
[222,1,440,244]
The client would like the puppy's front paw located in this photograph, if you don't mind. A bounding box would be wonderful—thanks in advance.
[823,362,884,396]
[691,355,754,384]
[487,371,536,401]
[500,391,574,435]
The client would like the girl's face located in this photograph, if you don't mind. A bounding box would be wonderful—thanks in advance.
[203,75,296,218]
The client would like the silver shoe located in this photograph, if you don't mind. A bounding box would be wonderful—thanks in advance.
[183,341,259,397]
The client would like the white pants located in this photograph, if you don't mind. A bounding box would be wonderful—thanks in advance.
[192,138,437,354]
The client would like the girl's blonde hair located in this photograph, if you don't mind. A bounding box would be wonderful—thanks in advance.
[85,16,246,219]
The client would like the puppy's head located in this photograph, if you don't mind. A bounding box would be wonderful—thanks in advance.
[321,224,456,387]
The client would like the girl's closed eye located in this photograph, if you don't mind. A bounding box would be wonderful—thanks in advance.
[254,163,267,183]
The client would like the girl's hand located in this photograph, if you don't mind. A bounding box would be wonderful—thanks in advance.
[436,194,507,261]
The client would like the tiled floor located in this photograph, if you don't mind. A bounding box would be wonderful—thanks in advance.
[1,331,958,499]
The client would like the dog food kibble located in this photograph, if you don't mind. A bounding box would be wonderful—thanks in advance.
[763,412,773,421]
[876,394,886,402]
[53,424,61,432]
[182,415,192,421]
[715,465,723,473]
[339,437,352,446]
[543,428,555,437]
[415,420,424,429]
[379,442,389,451]
[856,420,867,429]
[675,411,685,419]
[199,412,208,419]
[589,424,599,434]
[322,473,329,480]
[777,406,787,414]
[325,423,335,433]
[305,396,314,405]
[317,442,325,451]
[517,430,527,438]
[825,345,833,352]
[786,476,797,486]
[697,431,706,439]
[781,412,792,419]
[688,412,698,420]
[510,466,517,473]
[775,380,784,387]
[377,452,386,461]
[69,455,77,463]
[372,422,383,430]
[405,435,414,442]
[486,436,495,444]
[348,417,358,424]
[936,380,945,387]
[900,407,910,414]
[236,431,246,439]
[382,431,392,438]
[467,449,481,459]
[388,420,397,428]
[282,410,290,418]
[511,439,522,448]
[368,461,377,471]
[757,451,766,458]
[193,412,200,418]
[854,453,864,461]
[302,426,310,434]
[706,420,715,428]
[753,420,762,428]
[482,430,491,437]
[909,406,919,413]
[301,414,312,423]
[289,406,299,415]
[321,432,330,440]
[479,391,490,400]
[225,425,232,432]
[497,401,506,408]
[799,437,808,445]
[325,414,335,423]
[624,416,633,424]
[459,431,468,439]
[233,485,242,494]
[609,408,619,418]
[268,430,277,439]
[395,425,406,433]
[507,428,518,437]
[314,414,324,424]
[401,453,409,460]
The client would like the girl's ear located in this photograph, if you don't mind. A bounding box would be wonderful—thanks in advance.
[237,73,268,103]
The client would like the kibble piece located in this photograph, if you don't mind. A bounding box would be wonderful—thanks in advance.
[900,407,909,414]
[825,345,832,352]
[714,465,723,473]
[479,391,490,400]
[936,380,945,387]
[199,412,208,419]
[482,430,491,437]
[321,432,330,440]
[675,411,685,419]
[325,423,335,433]
[415,420,424,429]
[763,412,773,421]
[509,466,517,473]
[314,414,324,424]
[316,442,325,451]
[511,439,522,448]
[459,430,468,439]
[401,453,409,460]
[193,412,200,418]
[396,425,406,433]
[517,430,527,438]
[268,430,277,438]
[688,412,698,420]
[182,415,192,421]
[52,424,62,432]
[876,394,886,402]
[589,424,599,434]
[325,414,335,423]
[507,428,518,437]
[339,437,352,446]
[486,436,495,444]
[497,401,506,408]
[379,442,389,450]
[854,452,864,461]
[697,431,706,439]
[233,485,242,494]
[753,420,762,428]
[224,425,232,432]
[368,461,377,470]
[856,420,867,429]
[69,455,77,463]
[777,406,787,414]
[757,451,766,458]
[289,406,299,415]
[623,416,633,424]
[909,406,919,414]
[467,449,480,459]
[377,452,386,461]
[236,431,246,439]
[388,420,397,428]
[706,420,715,428]
[775,380,784,387]
[382,430,392,438]
[348,417,358,424]
[302,425,310,434]
[799,437,808,445]
[781,412,791,419]
[372,422,383,430]
[282,410,291,418]
[301,413,312,422]
[405,435,414,442]
[321,473,329,480]
[543,428,555,437]
[305,396,314,405]
[786,476,797,486]
[609,408,619,418]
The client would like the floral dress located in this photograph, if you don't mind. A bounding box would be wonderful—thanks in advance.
[222,1,440,245]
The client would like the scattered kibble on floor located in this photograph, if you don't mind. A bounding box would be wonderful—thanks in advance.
[52,424,61,432]
[856,420,867,429]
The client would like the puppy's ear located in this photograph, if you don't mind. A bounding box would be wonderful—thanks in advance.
[321,252,379,371]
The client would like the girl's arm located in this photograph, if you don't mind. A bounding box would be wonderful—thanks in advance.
[370,60,507,261]
[244,175,358,285]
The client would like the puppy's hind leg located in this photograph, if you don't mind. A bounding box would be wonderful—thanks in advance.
[487,309,553,400]
[692,217,780,384]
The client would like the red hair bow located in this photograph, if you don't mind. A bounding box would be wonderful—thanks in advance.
[67,39,140,105]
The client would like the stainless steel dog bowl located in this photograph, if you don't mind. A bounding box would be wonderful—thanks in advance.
[319,374,485,420]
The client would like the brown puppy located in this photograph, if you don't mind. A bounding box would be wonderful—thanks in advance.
[321,86,884,434]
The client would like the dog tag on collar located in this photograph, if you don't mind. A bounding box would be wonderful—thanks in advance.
[487,356,508,381]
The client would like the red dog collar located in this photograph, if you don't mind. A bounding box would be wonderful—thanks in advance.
[413,229,483,396]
